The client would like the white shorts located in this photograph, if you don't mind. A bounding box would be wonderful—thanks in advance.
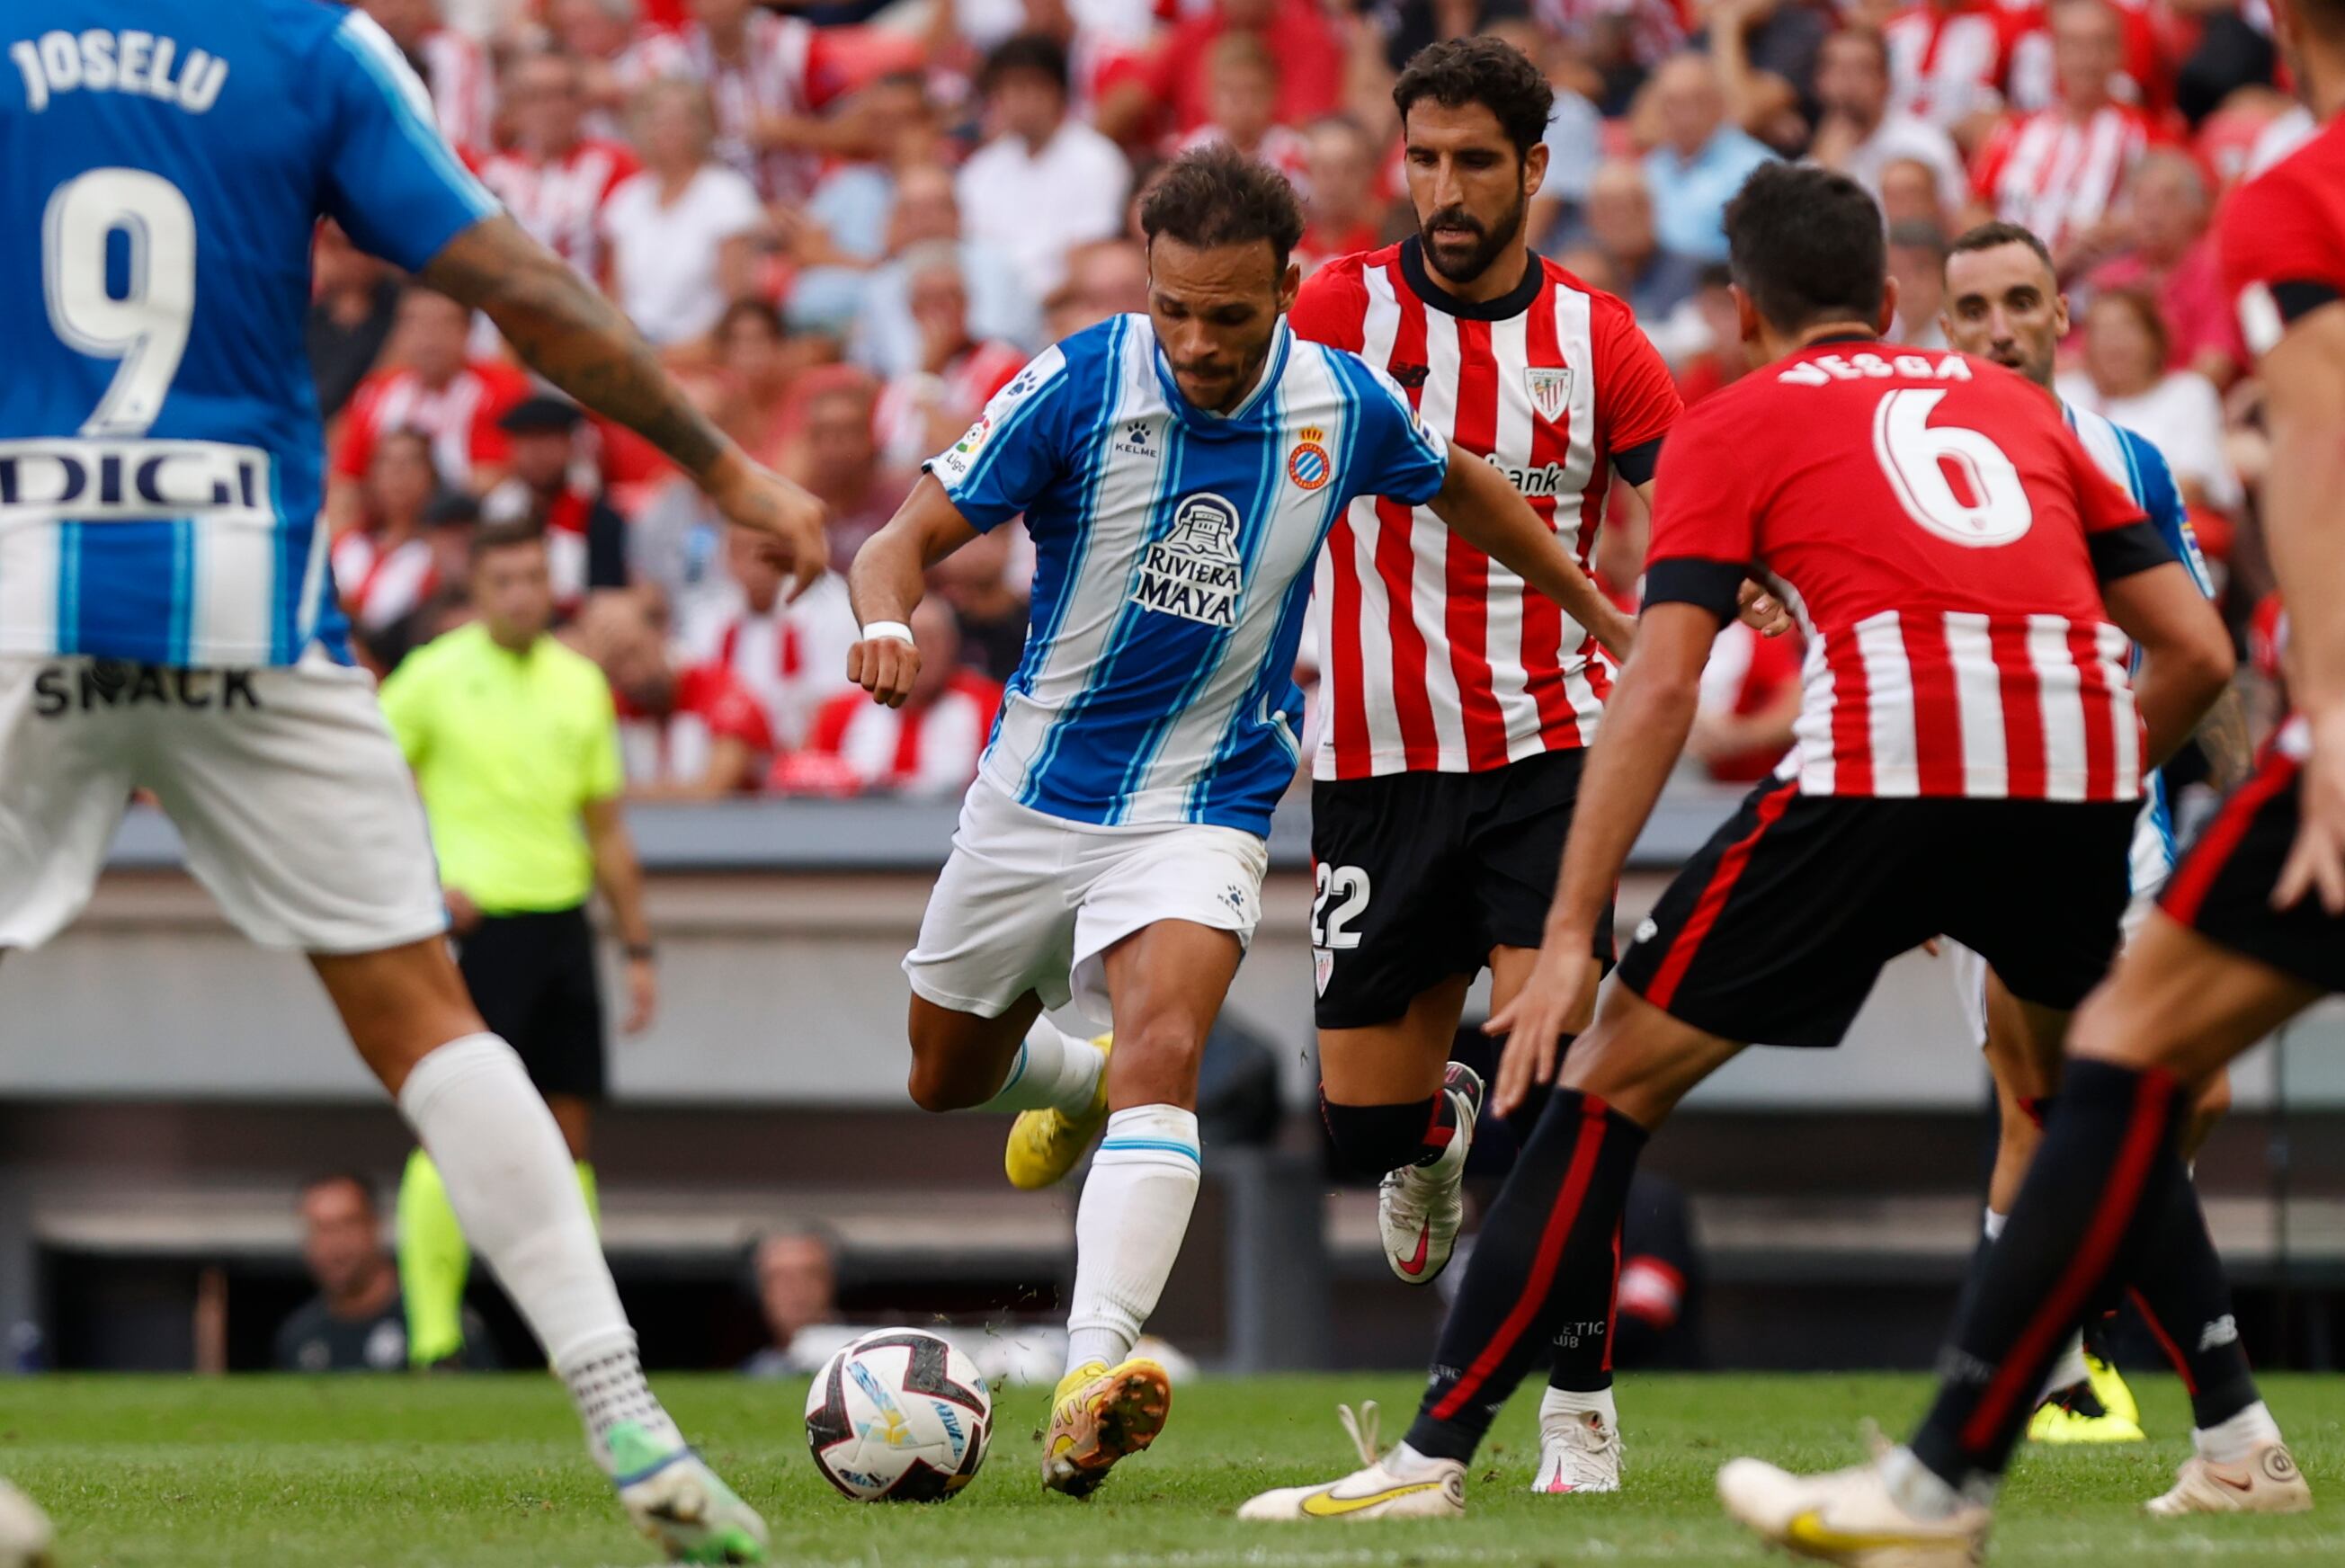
[1948,888,2159,1047]
[905,776,1271,1030]
[0,654,448,954]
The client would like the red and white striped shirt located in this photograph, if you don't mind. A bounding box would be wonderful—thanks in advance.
[331,530,439,636]
[798,672,1005,799]
[1973,103,2155,262]
[333,361,532,489]
[1289,240,1682,780]
[1883,0,2044,132]
[677,575,860,750]
[473,138,642,281]
[417,26,496,156]
[617,14,840,200]
[1648,341,2151,802]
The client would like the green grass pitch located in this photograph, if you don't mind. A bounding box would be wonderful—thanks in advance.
[4,1370,2343,1565]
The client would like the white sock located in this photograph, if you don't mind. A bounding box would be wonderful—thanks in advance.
[1064,1105,1199,1375]
[397,1035,680,1470]
[1880,1444,1972,1519]
[979,1020,1103,1116]
[1982,1208,2008,1242]
[1387,1440,1453,1479]
[2194,1400,2284,1464]
[1539,1384,1618,1433]
[2038,1333,2091,1401]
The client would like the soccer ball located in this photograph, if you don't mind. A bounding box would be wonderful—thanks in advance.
[805,1328,993,1501]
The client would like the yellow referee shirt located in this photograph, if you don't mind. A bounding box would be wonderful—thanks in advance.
[379,622,623,915]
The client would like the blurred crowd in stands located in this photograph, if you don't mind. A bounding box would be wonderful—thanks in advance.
[328,0,2310,799]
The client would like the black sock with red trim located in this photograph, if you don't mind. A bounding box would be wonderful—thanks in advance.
[1911,1059,2188,1491]
[1319,1091,1453,1177]
[1404,1088,1646,1462]
[2120,1162,2261,1431]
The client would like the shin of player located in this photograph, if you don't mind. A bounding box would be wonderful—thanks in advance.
[1247,161,2232,1526]
[852,145,1635,1498]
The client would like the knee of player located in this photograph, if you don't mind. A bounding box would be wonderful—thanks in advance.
[904,1056,982,1114]
[1102,1020,1208,1102]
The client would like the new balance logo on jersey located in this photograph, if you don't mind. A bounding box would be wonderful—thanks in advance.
[1389,363,1431,391]
[1133,493,1244,627]
[31,664,260,715]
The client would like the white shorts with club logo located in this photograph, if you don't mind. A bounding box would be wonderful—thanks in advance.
[905,776,1271,1030]
[0,654,448,954]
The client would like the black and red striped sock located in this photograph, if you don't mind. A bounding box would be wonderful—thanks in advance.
[1404,1088,1646,1462]
[1911,1058,2188,1490]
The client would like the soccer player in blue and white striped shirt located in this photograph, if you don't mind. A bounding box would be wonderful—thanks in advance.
[1936,222,2274,1471]
[846,146,1637,1497]
[4,4,826,1555]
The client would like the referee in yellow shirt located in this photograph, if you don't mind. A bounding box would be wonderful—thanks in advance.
[379,521,655,1367]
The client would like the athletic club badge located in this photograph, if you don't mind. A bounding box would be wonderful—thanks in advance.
[1526,367,1574,423]
[1287,426,1332,492]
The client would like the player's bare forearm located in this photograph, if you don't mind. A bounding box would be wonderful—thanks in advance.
[2261,307,2345,722]
[2104,560,2235,766]
[584,797,652,952]
[2192,686,2254,792]
[421,214,730,484]
[1431,443,1636,658]
[1545,603,1715,944]
[847,476,981,706]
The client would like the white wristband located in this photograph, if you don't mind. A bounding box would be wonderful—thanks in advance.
[860,620,915,646]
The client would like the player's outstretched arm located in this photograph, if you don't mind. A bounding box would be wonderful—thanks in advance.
[1427,441,1638,659]
[2100,561,2235,769]
[1485,602,1716,1114]
[846,475,982,708]
[420,215,827,592]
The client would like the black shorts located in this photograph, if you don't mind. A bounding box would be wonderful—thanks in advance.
[2162,749,2345,993]
[1310,749,1615,1029]
[457,904,607,1100]
[1616,777,2138,1048]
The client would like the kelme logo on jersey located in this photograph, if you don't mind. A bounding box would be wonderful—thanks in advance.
[1526,367,1574,423]
[1287,427,1331,492]
[1132,493,1243,627]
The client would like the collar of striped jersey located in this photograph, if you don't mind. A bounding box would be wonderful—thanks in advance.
[1152,316,1295,432]
[1398,236,1545,322]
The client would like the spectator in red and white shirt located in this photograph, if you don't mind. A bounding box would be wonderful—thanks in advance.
[1099,0,1344,144]
[480,397,633,617]
[785,601,1003,800]
[1968,0,2157,272]
[1297,116,1387,276]
[1882,0,2046,148]
[679,527,860,750]
[1171,33,1314,196]
[616,0,849,201]
[361,0,496,153]
[873,247,1030,471]
[582,589,774,798]
[334,428,450,645]
[474,51,641,284]
[2082,148,2247,388]
[331,289,531,530]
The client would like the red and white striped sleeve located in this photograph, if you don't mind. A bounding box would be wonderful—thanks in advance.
[1287,257,1370,355]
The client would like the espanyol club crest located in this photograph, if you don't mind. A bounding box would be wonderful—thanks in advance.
[1287,426,1332,492]
[1526,367,1574,423]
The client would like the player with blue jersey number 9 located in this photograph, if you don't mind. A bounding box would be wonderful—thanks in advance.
[845,143,1639,1501]
[1,2,832,1561]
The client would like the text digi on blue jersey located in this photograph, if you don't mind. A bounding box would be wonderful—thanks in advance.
[3,0,498,669]
[928,314,1448,838]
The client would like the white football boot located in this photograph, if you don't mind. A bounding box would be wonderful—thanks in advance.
[1532,1406,1624,1494]
[2144,1440,2313,1517]
[0,1479,52,1568]
[1379,1063,1484,1286]
[1717,1448,1989,1567]
[1237,1403,1467,1520]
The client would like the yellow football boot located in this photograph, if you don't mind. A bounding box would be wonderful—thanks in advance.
[1040,1356,1172,1497]
[1004,1033,1113,1190]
